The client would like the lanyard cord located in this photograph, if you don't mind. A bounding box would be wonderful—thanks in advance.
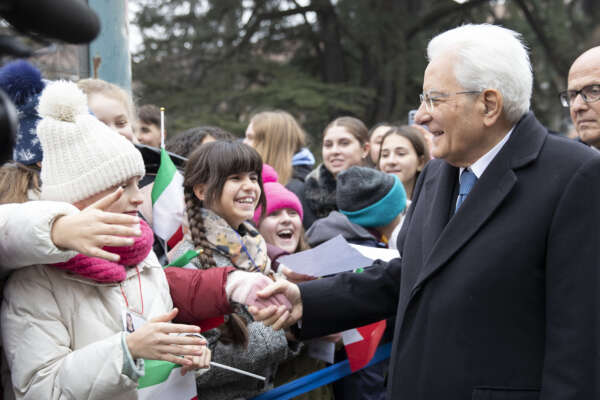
[120,266,144,315]
[234,231,259,271]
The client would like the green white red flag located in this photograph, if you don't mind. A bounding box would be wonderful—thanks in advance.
[151,108,184,249]
[138,359,197,400]
[150,147,184,247]
[342,320,387,372]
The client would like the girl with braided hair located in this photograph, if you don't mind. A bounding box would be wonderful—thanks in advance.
[172,140,297,400]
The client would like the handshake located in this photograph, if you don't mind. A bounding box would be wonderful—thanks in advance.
[227,266,313,330]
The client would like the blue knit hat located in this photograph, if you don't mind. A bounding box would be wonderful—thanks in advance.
[0,60,45,165]
[336,166,407,228]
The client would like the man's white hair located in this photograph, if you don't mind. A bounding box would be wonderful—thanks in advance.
[427,24,532,123]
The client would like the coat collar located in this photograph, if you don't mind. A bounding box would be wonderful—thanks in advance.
[411,112,547,294]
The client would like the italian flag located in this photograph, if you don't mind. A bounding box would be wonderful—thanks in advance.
[151,147,185,249]
[340,267,387,372]
[342,320,387,372]
[138,359,198,400]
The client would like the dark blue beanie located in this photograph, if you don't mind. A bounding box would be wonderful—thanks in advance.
[337,166,407,228]
[0,60,45,165]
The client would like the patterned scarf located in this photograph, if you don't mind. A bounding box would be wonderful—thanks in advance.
[196,208,271,274]
[51,219,154,283]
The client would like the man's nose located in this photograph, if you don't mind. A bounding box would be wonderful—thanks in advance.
[571,92,589,112]
[414,101,430,125]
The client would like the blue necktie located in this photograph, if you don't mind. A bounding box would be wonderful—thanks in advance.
[456,169,477,211]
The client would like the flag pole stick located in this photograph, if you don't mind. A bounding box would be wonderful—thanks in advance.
[210,361,266,381]
[160,107,165,149]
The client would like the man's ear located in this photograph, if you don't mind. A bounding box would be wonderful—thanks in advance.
[193,184,206,202]
[481,88,503,127]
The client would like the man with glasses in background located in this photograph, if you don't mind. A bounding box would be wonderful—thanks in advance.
[252,24,600,400]
[561,46,600,149]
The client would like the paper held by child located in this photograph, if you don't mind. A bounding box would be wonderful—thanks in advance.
[278,235,400,277]
[348,243,399,262]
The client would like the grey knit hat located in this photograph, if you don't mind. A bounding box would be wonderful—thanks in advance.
[336,166,406,228]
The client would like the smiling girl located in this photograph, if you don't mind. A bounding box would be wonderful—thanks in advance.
[253,164,308,257]
[172,141,295,399]
[377,125,429,200]
[302,116,370,228]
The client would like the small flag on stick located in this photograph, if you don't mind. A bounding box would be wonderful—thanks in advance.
[138,360,197,400]
[342,320,387,372]
[151,107,185,248]
[340,268,387,372]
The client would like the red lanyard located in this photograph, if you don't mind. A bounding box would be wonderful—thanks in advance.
[120,266,144,315]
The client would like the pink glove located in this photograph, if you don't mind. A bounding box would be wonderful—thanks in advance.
[225,271,292,311]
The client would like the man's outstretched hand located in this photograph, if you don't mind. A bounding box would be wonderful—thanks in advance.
[226,270,292,310]
[248,279,303,331]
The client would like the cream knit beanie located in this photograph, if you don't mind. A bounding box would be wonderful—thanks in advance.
[37,80,145,203]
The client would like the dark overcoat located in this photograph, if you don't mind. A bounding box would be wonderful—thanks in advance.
[299,113,600,400]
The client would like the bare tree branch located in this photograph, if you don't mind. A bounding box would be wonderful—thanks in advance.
[513,0,570,78]
[405,0,489,40]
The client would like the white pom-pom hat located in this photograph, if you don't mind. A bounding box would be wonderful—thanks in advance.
[36,80,145,203]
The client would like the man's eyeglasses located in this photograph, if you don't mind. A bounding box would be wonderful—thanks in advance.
[559,84,600,108]
[419,91,481,112]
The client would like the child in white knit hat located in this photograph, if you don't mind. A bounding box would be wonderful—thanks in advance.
[1,81,210,400]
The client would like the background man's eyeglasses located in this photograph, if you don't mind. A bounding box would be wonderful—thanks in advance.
[559,84,600,108]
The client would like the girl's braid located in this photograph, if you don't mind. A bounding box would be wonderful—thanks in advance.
[184,187,249,347]
[184,188,216,268]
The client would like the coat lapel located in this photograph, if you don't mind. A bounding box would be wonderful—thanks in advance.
[420,162,458,257]
[411,113,547,293]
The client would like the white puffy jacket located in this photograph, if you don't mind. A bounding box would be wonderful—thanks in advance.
[0,201,78,274]
[1,251,172,400]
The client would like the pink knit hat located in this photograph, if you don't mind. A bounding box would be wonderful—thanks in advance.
[262,163,278,184]
[254,164,303,224]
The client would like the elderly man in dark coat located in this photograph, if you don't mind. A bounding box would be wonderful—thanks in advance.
[251,24,600,400]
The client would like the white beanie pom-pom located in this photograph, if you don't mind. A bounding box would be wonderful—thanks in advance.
[38,80,88,123]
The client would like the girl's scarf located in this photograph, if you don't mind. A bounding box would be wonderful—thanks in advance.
[51,219,154,283]
[197,208,271,274]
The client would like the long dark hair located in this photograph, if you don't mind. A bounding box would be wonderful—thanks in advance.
[183,141,267,347]
[377,125,430,184]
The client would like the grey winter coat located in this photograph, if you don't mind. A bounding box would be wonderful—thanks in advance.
[173,238,298,400]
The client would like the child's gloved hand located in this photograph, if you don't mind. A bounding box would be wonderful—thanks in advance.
[225,270,292,311]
